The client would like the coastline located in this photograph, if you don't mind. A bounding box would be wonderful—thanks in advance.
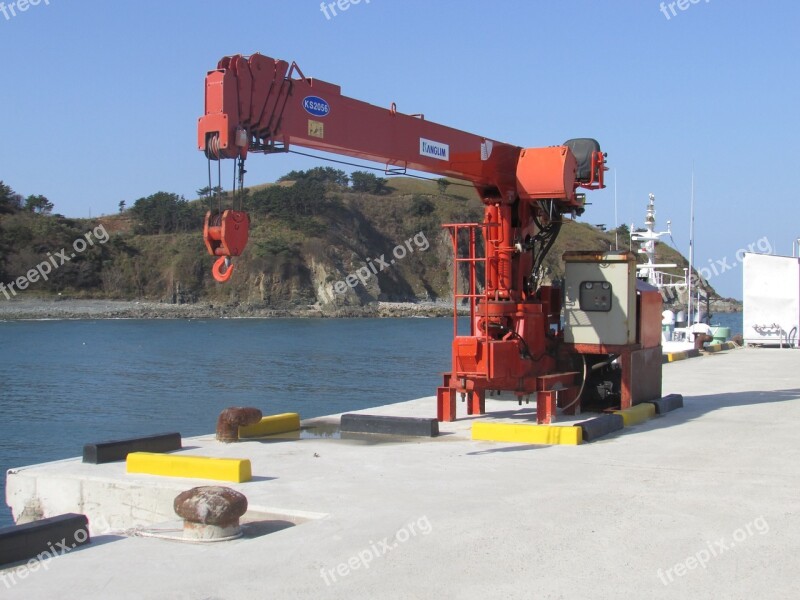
[0,298,459,321]
[0,297,743,322]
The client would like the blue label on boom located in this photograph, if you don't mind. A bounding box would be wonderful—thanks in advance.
[303,96,330,117]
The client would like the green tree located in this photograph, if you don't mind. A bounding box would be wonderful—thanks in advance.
[247,179,333,238]
[248,185,289,217]
[129,192,196,234]
[0,181,11,212]
[24,194,54,215]
[437,178,451,196]
[291,179,327,217]
[411,195,435,216]
[351,171,388,194]
[0,181,22,214]
[278,167,349,188]
[118,200,126,213]
[196,185,224,199]
[0,221,7,281]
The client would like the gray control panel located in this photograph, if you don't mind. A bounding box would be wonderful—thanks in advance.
[579,281,613,312]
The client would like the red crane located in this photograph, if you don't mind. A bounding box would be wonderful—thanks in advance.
[198,53,621,424]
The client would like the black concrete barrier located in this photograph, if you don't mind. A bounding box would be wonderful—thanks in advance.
[577,414,624,442]
[0,513,90,567]
[340,414,439,437]
[647,394,684,415]
[83,432,182,464]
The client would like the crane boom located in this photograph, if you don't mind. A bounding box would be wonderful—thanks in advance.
[198,54,525,198]
[198,53,603,205]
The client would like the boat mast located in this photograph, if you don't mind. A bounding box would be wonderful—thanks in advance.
[614,169,619,251]
[630,194,674,288]
[688,169,695,325]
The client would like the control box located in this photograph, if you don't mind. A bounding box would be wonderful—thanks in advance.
[563,251,637,345]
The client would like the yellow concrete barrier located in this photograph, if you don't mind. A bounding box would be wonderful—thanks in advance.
[706,342,737,353]
[126,452,252,483]
[614,403,657,427]
[472,422,582,445]
[239,412,301,438]
[665,351,688,362]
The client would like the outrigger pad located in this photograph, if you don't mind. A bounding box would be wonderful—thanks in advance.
[83,432,182,464]
[577,414,624,442]
[0,513,90,567]
[340,414,439,437]
[648,394,684,415]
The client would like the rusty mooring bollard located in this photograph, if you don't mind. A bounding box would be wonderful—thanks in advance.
[174,486,248,540]
[216,407,262,442]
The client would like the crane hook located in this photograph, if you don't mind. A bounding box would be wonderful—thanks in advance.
[212,256,234,283]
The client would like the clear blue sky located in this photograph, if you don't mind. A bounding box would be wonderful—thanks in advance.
[1,0,798,299]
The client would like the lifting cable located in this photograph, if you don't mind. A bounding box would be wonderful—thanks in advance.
[206,153,224,215]
[287,149,476,189]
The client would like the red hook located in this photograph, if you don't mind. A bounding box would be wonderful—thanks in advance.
[212,256,234,283]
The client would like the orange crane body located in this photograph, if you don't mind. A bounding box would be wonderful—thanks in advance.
[198,53,617,424]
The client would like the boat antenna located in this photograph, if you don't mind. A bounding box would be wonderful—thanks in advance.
[687,167,695,325]
[614,169,619,250]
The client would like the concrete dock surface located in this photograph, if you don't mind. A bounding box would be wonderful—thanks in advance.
[3,346,800,599]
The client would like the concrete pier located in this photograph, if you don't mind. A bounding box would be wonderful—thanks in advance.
[3,347,799,599]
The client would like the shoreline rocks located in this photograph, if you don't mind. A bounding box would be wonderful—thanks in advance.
[0,298,463,321]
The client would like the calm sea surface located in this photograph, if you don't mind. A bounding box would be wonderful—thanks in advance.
[0,312,742,527]
[708,312,742,334]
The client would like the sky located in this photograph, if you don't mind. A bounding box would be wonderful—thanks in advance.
[1,0,798,299]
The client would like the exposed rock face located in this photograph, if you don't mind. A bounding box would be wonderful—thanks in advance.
[709,298,742,314]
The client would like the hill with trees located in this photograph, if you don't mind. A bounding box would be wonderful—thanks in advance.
[0,171,735,315]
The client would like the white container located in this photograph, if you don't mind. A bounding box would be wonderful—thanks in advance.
[743,253,800,347]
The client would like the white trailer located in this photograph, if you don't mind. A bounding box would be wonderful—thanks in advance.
[743,253,800,347]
